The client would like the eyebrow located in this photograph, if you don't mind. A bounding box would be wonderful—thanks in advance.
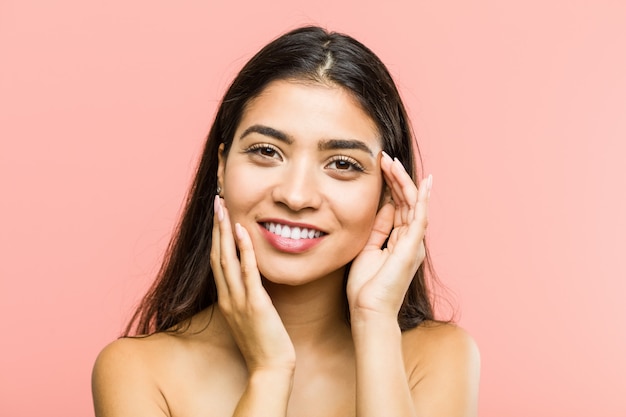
[239,124,374,156]
[240,125,293,144]
[318,139,374,156]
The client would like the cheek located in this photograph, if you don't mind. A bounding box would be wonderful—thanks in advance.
[341,189,381,235]
[222,167,263,216]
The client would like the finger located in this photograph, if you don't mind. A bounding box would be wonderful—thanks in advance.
[410,174,431,236]
[383,157,418,225]
[380,155,405,225]
[396,175,430,261]
[211,195,227,287]
[387,175,431,265]
[385,172,430,277]
[362,201,395,250]
[380,153,403,206]
[216,196,245,297]
[391,159,418,211]
[234,223,264,298]
[381,155,416,210]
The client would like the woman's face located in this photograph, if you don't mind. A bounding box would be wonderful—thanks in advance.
[218,79,384,285]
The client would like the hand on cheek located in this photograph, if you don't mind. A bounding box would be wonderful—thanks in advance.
[347,152,432,321]
[210,196,296,373]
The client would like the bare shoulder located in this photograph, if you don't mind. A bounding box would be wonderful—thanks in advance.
[403,321,479,361]
[93,333,174,379]
[92,334,174,416]
[92,309,242,417]
[402,321,481,417]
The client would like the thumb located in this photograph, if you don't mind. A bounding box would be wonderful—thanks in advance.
[363,201,395,250]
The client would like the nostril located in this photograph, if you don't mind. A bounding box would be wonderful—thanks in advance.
[271,174,321,211]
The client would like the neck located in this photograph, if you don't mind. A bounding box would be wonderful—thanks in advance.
[262,271,350,348]
[200,269,353,356]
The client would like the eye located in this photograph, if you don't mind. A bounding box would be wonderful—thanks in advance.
[326,156,364,172]
[245,143,282,160]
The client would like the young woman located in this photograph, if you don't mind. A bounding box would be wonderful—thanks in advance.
[92,26,480,417]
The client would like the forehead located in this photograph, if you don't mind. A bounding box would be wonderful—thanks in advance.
[236,80,381,149]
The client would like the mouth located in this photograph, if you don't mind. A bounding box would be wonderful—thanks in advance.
[261,222,326,240]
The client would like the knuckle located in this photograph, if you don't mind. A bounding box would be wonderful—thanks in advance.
[209,252,220,269]
[239,262,251,277]
[219,254,229,270]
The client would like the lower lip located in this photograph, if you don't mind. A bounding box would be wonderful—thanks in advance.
[258,224,325,254]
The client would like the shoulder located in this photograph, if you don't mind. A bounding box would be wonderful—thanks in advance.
[92,335,175,416]
[93,332,177,372]
[402,320,480,374]
[92,310,234,416]
[403,321,479,359]
[95,334,156,364]
[401,321,480,416]
[93,308,218,374]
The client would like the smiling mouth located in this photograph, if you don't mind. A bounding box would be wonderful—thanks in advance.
[262,222,325,240]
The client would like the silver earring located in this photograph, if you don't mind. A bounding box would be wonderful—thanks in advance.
[216,186,222,195]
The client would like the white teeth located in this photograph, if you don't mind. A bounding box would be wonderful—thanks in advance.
[263,222,323,240]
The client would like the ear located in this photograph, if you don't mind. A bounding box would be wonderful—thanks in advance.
[217,143,225,193]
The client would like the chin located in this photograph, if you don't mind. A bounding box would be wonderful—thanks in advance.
[258,265,347,288]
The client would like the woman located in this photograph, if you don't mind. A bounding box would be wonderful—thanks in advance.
[92,26,480,417]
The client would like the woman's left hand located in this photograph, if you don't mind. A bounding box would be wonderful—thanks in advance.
[346,151,432,322]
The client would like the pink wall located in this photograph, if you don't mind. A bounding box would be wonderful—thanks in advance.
[1,1,625,415]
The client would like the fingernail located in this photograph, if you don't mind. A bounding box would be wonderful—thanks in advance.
[381,151,392,161]
[214,195,224,222]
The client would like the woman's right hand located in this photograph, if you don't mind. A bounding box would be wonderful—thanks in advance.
[210,195,296,374]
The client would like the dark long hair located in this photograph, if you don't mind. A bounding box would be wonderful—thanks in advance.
[125,26,442,336]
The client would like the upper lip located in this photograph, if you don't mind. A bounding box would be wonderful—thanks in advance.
[257,218,327,234]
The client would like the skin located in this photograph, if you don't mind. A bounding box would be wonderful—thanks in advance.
[92,80,480,417]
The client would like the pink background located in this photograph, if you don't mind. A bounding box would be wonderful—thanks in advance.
[1,1,625,415]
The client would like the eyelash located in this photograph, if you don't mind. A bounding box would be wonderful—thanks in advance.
[326,155,365,172]
[244,143,365,172]
[244,143,282,159]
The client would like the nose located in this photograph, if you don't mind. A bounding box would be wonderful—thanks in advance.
[271,160,322,211]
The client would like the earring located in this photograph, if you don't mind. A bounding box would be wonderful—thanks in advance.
[216,185,222,196]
